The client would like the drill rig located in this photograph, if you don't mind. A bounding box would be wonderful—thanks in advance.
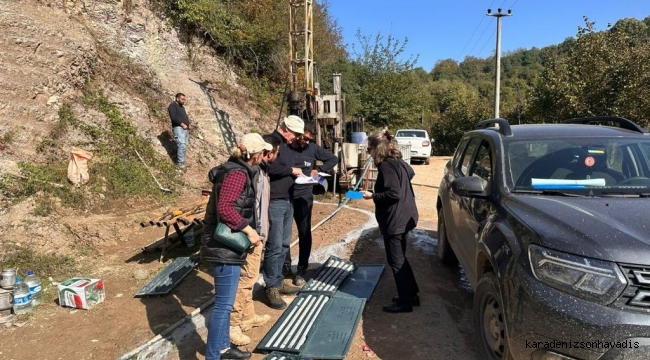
[287,0,364,189]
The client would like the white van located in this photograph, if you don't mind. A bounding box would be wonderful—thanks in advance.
[394,129,432,165]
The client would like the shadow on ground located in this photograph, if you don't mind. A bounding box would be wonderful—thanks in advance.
[158,130,178,164]
[349,228,478,359]
[190,78,237,152]
[140,269,214,360]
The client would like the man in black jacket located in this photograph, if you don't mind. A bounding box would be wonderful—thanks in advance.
[262,115,305,310]
[168,93,191,167]
[286,122,338,286]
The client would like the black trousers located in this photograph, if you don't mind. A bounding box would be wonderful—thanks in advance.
[285,196,313,269]
[383,232,419,306]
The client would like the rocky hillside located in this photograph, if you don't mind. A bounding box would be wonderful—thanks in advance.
[0,0,275,257]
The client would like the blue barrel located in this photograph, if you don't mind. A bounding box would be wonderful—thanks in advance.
[351,132,367,144]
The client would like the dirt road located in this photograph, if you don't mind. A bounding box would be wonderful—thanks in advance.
[0,157,478,360]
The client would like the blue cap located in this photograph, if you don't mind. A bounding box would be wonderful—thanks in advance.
[26,270,34,275]
[15,277,22,283]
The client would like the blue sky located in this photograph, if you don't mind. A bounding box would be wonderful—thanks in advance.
[325,0,650,71]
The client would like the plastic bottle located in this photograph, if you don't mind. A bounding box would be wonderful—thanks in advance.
[24,270,43,306]
[12,277,33,315]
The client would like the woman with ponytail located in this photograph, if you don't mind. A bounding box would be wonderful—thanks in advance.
[202,133,273,360]
[363,131,420,313]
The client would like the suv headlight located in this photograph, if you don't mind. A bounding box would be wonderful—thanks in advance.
[529,244,627,305]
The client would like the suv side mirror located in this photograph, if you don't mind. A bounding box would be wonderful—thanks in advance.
[451,176,489,199]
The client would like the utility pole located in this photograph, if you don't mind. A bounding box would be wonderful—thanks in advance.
[487,8,512,119]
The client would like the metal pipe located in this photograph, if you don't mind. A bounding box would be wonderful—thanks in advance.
[296,296,330,349]
[319,265,345,291]
[325,263,354,291]
[315,261,341,291]
[324,261,345,284]
[273,295,316,347]
[312,261,339,291]
[265,297,305,347]
[288,295,327,349]
[278,295,318,349]
[326,263,353,291]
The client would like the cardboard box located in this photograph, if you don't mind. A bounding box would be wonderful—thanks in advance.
[57,277,105,309]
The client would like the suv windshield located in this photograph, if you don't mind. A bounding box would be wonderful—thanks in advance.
[506,138,650,194]
[396,130,426,138]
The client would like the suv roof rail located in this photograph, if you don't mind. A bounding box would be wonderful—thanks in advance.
[476,118,512,136]
[562,116,647,134]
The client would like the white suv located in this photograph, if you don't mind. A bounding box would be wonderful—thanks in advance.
[394,129,432,165]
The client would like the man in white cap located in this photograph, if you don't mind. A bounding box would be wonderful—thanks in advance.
[262,115,305,310]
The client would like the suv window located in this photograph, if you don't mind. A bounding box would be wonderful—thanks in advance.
[396,130,426,138]
[507,138,650,191]
[470,142,492,183]
[460,138,480,176]
[452,137,470,167]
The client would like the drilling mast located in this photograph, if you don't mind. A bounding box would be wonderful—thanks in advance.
[288,0,316,120]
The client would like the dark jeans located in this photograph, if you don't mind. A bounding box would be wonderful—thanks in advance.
[383,232,419,306]
[286,196,313,269]
[206,262,241,360]
[263,199,293,288]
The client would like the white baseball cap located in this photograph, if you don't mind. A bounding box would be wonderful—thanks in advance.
[241,133,273,154]
[284,115,305,134]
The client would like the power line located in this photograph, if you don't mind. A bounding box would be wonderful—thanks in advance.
[474,0,520,59]
[465,20,493,59]
[457,0,497,61]
[477,29,496,57]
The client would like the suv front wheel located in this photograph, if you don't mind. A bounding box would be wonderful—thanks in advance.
[474,272,513,360]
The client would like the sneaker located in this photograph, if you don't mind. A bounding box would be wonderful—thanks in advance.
[229,325,251,346]
[265,287,287,310]
[240,314,271,331]
[293,266,307,287]
[280,282,301,295]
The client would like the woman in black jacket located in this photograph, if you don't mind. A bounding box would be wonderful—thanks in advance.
[202,133,272,360]
[363,131,420,313]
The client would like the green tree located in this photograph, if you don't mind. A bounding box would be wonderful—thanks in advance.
[351,31,422,129]
[427,80,491,154]
[530,17,650,126]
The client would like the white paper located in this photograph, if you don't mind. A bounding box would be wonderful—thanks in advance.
[295,173,327,186]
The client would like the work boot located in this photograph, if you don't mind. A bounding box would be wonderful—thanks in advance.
[293,266,307,287]
[280,282,301,295]
[265,287,287,310]
[282,264,294,278]
[240,314,271,331]
[229,325,251,346]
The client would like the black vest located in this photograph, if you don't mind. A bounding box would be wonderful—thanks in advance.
[202,158,257,264]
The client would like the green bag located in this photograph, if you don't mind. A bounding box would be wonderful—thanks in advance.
[213,222,250,252]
